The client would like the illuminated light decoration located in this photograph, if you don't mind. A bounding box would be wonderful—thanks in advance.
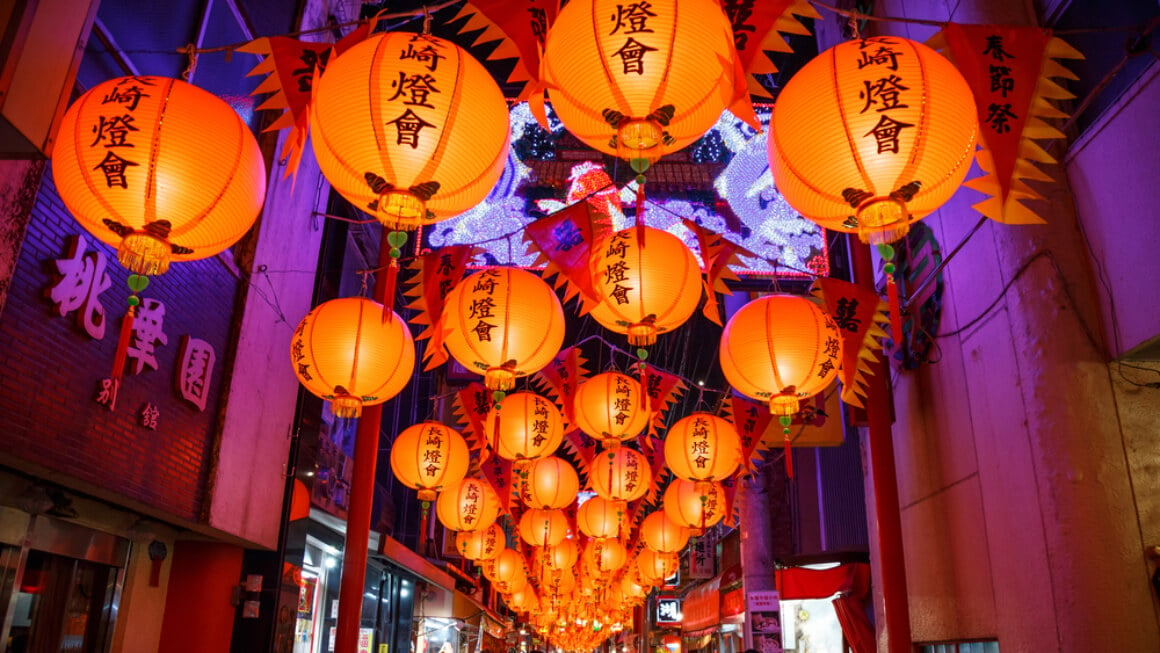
[589,447,650,503]
[53,76,266,276]
[441,267,566,390]
[719,294,841,416]
[639,510,689,554]
[576,496,625,540]
[583,538,628,574]
[663,479,727,532]
[520,456,580,510]
[291,297,415,418]
[572,372,649,446]
[487,391,566,461]
[457,523,505,561]
[508,586,539,612]
[518,508,570,547]
[588,226,702,346]
[311,32,510,230]
[621,574,648,599]
[435,477,501,532]
[663,412,741,482]
[768,36,978,245]
[544,539,580,570]
[540,0,738,164]
[389,422,470,502]
[481,547,524,582]
[636,549,679,582]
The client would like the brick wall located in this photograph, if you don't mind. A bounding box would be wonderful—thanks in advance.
[0,170,240,522]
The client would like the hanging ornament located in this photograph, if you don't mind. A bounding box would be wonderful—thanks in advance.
[639,510,689,554]
[576,496,625,540]
[487,391,566,461]
[590,447,649,502]
[389,422,470,502]
[520,456,580,510]
[663,479,726,533]
[518,508,570,547]
[457,522,505,561]
[435,477,501,532]
[663,412,742,482]
[572,372,649,447]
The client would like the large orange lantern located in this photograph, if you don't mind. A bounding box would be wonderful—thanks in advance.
[54,76,266,275]
[435,477,501,532]
[768,36,978,244]
[636,549,679,582]
[588,227,703,345]
[572,372,649,445]
[291,297,416,418]
[481,547,525,583]
[576,496,624,539]
[312,32,509,230]
[389,422,470,501]
[520,456,580,510]
[507,586,539,612]
[590,447,650,502]
[540,0,737,164]
[583,538,628,574]
[639,510,689,554]
[442,268,566,390]
[663,413,741,482]
[519,508,570,547]
[719,294,841,416]
[663,479,726,531]
[487,391,566,460]
[544,539,580,570]
[457,523,505,561]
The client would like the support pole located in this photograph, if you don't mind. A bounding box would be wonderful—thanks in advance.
[334,231,392,653]
[849,237,911,652]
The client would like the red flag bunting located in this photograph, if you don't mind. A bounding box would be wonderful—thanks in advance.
[404,245,479,370]
[681,220,753,326]
[523,201,602,311]
[453,382,494,455]
[531,347,589,426]
[563,428,598,476]
[639,364,688,432]
[480,455,515,518]
[810,278,889,408]
[723,394,773,475]
[643,436,667,507]
[724,0,820,99]
[721,476,740,528]
[450,0,560,100]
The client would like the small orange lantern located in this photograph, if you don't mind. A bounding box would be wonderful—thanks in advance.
[481,547,525,582]
[518,508,570,547]
[390,422,469,502]
[663,479,726,531]
[639,510,689,554]
[719,294,840,416]
[588,227,702,345]
[544,538,580,570]
[435,477,501,532]
[457,523,505,561]
[636,549,679,582]
[663,413,741,482]
[540,0,737,164]
[312,32,509,230]
[54,76,266,275]
[442,268,566,390]
[768,36,978,244]
[487,391,566,460]
[583,538,628,574]
[520,456,580,510]
[572,372,650,446]
[291,297,416,418]
[507,586,539,612]
[621,574,648,599]
[590,447,650,503]
[576,496,625,539]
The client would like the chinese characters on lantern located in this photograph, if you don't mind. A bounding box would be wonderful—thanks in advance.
[982,34,1018,133]
[855,39,914,154]
[532,396,551,446]
[609,3,659,76]
[91,77,155,189]
[468,269,500,343]
[623,446,640,494]
[461,478,481,526]
[423,425,445,477]
[604,231,634,306]
[387,36,446,148]
[613,375,633,426]
[690,416,710,469]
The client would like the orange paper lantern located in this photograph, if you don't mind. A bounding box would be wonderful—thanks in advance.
[481,547,524,581]
[719,294,841,416]
[663,412,741,482]
[311,32,509,230]
[663,479,726,531]
[768,36,978,244]
[635,549,679,582]
[53,76,266,275]
[541,0,737,163]
[442,268,566,390]
[457,523,505,561]
[572,372,649,445]
[544,538,580,570]
[583,538,628,574]
[520,456,580,510]
[435,477,501,532]
[576,496,625,539]
[589,447,650,502]
[291,297,416,418]
[639,510,689,554]
[588,226,702,345]
[519,508,570,547]
[390,422,470,502]
[488,391,566,461]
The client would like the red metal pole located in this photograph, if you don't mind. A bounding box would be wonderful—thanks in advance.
[849,237,911,652]
[335,232,393,652]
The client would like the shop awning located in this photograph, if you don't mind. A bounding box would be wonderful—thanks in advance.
[681,576,721,632]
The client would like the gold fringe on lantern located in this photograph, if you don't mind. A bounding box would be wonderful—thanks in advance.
[485,361,517,391]
[377,191,427,231]
[769,393,800,417]
[330,388,363,418]
[118,233,173,276]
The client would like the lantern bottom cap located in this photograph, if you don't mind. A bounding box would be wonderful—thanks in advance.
[331,394,363,418]
[377,190,427,231]
[769,394,800,416]
[118,233,172,276]
[856,198,911,245]
[626,322,658,346]
[485,367,516,391]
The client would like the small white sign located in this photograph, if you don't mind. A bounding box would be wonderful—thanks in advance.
[748,590,779,612]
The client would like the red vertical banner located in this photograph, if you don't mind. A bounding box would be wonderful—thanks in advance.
[640,364,688,431]
[933,24,1082,225]
[480,455,515,518]
[532,347,589,424]
[682,220,751,326]
[811,278,888,408]
[404,245,479,370]
[450,0,560,100]
[523,201,602,311]
[453,382,493,456]
[724,394,774,475]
